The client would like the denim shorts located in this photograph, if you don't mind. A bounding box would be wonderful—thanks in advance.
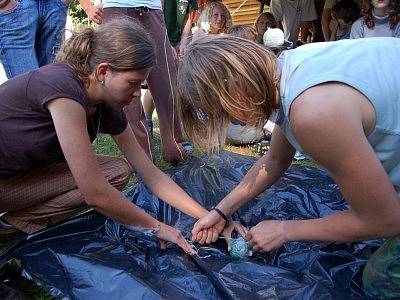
[0,0,68,79]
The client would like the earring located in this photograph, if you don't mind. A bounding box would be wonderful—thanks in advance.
[100,80,104,85]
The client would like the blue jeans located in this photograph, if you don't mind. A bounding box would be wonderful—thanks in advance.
[0,0,68,79]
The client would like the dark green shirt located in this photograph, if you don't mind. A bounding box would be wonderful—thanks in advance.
[164,0,198,47]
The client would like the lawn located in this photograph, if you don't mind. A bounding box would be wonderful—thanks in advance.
[0,117,317,299]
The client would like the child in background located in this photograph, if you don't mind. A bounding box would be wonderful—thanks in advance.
[254,12,278,44]
[350,0,400,38]
[191,1,232,41]
[164,0,198,57]
[330,0,360,40]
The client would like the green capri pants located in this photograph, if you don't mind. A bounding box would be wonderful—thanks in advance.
[363,235,400,298]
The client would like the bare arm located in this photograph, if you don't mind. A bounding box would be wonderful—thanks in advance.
[79,0,103,24]
[248,83,400,252]
[329,17,338,41]
[179,12,193,56]
[48,99,160,228]
[48,99,195,253]
[112,124,208,219]
[216,125,295,216]
[191,125,295,241]
[321,9,332,41]
[248,84,400,252]
[288,84,400,242]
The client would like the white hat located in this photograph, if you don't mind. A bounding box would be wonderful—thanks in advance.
[263,27,285,48]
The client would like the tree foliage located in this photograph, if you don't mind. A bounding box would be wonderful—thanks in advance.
[68,1,91,28]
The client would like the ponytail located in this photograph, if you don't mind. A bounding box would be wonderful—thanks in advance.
[56,17,156,82]
[56,27,95,81]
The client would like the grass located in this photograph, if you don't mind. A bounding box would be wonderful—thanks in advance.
[0,117,318,299]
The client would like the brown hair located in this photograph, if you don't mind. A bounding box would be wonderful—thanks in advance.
[177,35,279,153]
[332,0,360,24]
[254,12,278,43]
[361,0,399,29]
[254,12,278,29]
[227,25,258,42]
[56,17,156,82]
[197,1,232,33]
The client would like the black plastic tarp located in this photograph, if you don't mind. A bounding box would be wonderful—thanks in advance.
[0,152,380,299]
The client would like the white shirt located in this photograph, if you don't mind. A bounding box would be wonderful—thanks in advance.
[103,0,162,10]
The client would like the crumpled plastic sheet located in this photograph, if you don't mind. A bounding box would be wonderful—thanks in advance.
[0,152,381,299]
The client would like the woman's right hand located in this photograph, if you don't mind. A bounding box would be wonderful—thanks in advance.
[155,223,196,255]
[84,3,103,24]
[191,209,226,243]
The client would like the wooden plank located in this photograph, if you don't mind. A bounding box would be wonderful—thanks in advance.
[223,0,268,25]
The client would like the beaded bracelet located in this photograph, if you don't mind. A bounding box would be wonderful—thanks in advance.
[211,207,230,224]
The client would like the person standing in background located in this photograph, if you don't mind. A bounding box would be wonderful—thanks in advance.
[322,0,362,41]
[0,0,71,79]
[80,0,190,164]
[329,0,360,40]
[138,0,198,137]
[269,0,317,43]
[164,0,198,56]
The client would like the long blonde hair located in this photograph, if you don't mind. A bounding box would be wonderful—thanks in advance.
[197,1,232,33]
[177,35,279,153]
[56,17,155,82]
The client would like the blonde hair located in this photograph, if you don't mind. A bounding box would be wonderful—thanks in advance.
[177,35,279,153]
[197,1,232,33]
[56,17,155,82]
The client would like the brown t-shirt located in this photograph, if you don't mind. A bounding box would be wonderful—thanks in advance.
[0,63,127,175]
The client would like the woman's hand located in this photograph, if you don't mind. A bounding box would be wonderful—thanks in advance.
[246,220,288,252]
[192,209,226,243]
[83,3,103,24]
[221,221,249,250]
[155,223,196,255]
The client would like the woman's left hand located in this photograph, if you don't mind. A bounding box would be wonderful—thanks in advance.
[221,221,249,250]
[155,223,197,255]
[246,220,288,252]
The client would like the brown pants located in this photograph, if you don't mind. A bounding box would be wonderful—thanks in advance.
[0,156,131,234]
[103,8,184,163]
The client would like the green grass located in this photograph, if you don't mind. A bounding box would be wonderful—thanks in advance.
[0,117,318,299]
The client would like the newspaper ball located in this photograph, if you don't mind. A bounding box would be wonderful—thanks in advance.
[230,237,253,259]
[263,27,285,48]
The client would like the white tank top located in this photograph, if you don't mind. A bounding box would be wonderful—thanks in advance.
[103,0,162,10]
[276,38,400,194]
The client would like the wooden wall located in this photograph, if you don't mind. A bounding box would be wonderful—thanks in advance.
[223,0,267,25]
